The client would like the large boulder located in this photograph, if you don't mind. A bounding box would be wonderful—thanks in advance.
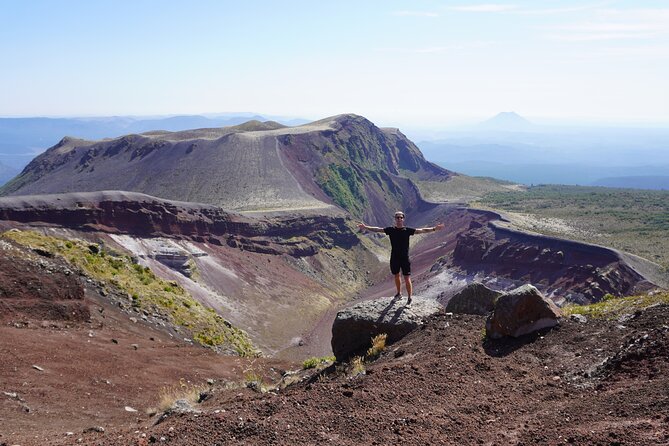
[331,296,443,361]
[445,282,502,315]
[486,284,562,339]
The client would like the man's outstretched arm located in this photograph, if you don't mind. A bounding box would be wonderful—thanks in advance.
[358,223,385,233]
[414,223,445,234]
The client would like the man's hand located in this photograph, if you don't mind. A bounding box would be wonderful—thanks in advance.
[357,223,366,231]
[435,223,445,231]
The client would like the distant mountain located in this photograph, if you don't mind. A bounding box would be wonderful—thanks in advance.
[0,114,452,224]
[0,114,305,170]
[477,112,534,132]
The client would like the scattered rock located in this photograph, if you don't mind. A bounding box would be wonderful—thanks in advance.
[570,314,588,323]
[83,426,105,433]
[445,282,502,315]
[125,406,138,412]
[32,365,44,371]
[486,284,562,339]
[331,296,443,361]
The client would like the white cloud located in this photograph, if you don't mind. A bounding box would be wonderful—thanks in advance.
[516,2,612,16]
[449,4,518,13]
[392,10,439,18]
[540,8,669,42]
[546,32,661,42]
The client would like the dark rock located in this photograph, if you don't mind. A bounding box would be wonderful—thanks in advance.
[331,296,443,361]
[486,284,562,339]
[445,282,501,315]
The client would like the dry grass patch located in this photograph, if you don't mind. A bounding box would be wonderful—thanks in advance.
[156,378,207,413]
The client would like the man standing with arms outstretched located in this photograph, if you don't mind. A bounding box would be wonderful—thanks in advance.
[358,211,445,306]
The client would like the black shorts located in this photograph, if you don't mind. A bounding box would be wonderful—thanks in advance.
[390,256,411,276]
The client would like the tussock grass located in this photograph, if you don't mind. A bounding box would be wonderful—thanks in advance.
[366,333,387,359]
[303,355,336,370]
[157,378,206,412]
[2,230,258,356]
[348,356,366,376]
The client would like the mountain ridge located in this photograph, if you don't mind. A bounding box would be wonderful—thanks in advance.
[0,114,454,225]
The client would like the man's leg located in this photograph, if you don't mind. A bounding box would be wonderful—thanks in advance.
[394,273,402,298]
[404,275,413,304]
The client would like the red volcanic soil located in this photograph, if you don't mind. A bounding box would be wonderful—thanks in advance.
[0,241,294,446]
[0,231,667,446]
[94,304,669,446]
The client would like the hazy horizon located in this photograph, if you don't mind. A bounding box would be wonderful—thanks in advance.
[2,1,668,128]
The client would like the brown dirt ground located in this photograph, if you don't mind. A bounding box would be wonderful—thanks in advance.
[61,305,669,446]
[2,235,669,446]
[0,243,294,446]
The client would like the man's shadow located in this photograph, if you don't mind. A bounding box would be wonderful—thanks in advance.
[376,294,411,324]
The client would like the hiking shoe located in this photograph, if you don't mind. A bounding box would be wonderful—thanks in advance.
[406,296,412,306]
[394,293,402,299]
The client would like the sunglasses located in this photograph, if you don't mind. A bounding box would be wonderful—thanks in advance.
[395,216,404,219]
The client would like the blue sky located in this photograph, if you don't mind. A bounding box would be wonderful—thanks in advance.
[1,1,668,127]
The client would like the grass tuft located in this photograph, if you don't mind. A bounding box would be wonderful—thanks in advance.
[157,378,207,412]
[303,355,336,370]
[366,333,387,360]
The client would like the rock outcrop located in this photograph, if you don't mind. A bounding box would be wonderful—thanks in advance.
[445,282,501,315]
[485,284,562,339]
[331,296,443,361]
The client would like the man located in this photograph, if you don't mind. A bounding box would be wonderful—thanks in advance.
[358,211,445,306]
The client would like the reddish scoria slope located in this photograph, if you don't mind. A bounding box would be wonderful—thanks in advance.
[98,303,669,446]
[0,237,295,446]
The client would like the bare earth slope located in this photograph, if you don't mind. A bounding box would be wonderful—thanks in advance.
[0,239,293,445]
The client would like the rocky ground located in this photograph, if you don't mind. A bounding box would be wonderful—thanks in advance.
[94,304,667,446]
[1,219,668,445]
[5,299,667,445]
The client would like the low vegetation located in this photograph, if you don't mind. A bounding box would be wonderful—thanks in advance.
[157,378,207,412]
[316,164,369,216]
[366,333,387,360]
[345,333,389,377]
[302,355,336,370]
[475,185,669,269]
[563,290,669,319]
[414,174,522,204]
[2,230,258,356]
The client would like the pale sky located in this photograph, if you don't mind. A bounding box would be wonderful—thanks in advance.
[1,0,668,127]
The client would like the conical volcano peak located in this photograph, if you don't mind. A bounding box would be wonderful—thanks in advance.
[478,111,534,131]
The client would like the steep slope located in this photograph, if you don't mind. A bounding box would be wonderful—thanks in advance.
[0,191,377,357]
[0,114,453,223]
[0,238,294,444]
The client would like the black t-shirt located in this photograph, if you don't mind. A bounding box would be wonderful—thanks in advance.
[383,226,416,259]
